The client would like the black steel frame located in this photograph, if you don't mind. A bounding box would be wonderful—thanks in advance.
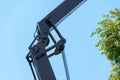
[26,0,86,80]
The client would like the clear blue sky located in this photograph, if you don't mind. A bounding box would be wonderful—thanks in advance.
[1,0,120,80]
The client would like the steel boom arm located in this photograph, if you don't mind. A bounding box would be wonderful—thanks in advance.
[26,0,86,80]
[38,0,86,27]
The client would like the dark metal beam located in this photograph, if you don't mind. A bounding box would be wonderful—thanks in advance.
[38,0,86,27]
[32,54,56,80]
[27,0,87,80]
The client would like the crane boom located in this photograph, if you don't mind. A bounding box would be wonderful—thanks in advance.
[26,0,86,80]
[38,0,86,27]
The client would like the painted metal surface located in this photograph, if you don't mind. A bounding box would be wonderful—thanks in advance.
[26,0,86,80]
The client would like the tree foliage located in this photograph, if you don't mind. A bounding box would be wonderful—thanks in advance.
[91,8,120,80]
[109,65,120,80]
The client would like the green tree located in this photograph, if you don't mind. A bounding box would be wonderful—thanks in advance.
[91,8,120,80]
[109,65,120,80]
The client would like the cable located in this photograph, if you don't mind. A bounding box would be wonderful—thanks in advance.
[62,50,70,80]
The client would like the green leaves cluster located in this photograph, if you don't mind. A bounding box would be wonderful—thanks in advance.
[91,8,120,80]
[109,65,120,80]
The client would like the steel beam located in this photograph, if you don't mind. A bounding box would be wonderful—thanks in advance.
[27,0,86,80]
[38,0,86,27]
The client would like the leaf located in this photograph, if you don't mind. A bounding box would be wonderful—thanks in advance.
[91,8,120,80]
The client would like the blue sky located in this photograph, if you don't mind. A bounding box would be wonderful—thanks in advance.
[1,0,120,80]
